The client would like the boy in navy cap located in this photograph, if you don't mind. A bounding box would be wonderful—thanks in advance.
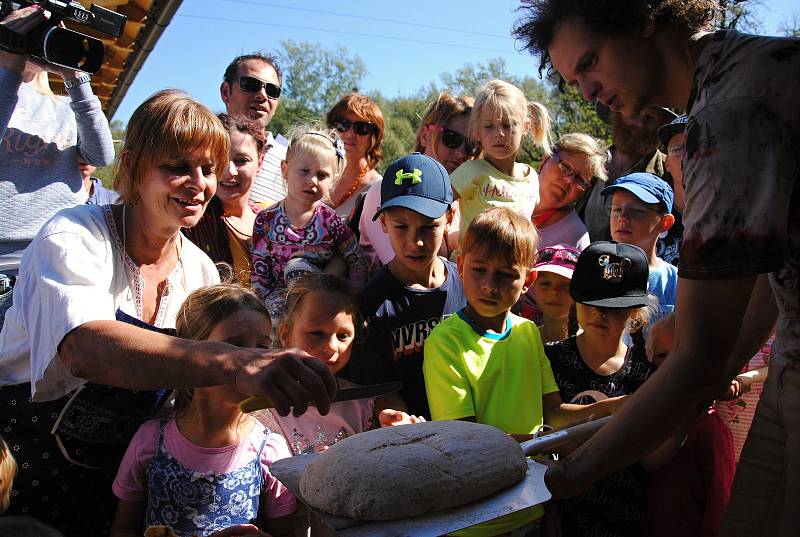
[602,172,677,316]
[344,153,466,421]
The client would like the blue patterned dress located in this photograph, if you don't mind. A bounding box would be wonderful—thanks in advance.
[144,419,269,536]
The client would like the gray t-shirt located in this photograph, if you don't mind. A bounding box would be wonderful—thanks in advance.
[0,68,115,255]
[679,30,800,365]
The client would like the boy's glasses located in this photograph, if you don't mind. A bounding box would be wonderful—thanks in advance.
[537,247,579,266]
[237,76,282,100]
[609,204,663,220]
[551,153,594,191]
[330,117,377,136]
[429,125,480,156]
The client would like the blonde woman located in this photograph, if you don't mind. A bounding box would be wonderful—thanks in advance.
[533,133,609,250]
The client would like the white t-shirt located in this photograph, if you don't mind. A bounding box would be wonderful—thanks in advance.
[0,204,220,401]
[536,210,590,251]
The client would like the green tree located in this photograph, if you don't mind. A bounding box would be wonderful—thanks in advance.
[717,0,764,32]
[271,40,367,135]
[779,13,800,37]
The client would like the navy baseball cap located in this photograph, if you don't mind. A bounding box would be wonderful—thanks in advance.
[570,241,649,309]
[373,153,453,220]
[658,114,688,147]
[601,172,674,213]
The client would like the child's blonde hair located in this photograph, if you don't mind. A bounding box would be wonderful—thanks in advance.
[285,122,347,180]
[462,206,539,268]
[0,436,16,513]
[281,273,364,343]
[469,79,552,155]
[173,284,271,411]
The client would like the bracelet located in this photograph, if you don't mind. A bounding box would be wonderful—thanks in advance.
[64,74,91,89]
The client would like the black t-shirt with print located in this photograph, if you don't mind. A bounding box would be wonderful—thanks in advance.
[341,259,466,419]
[545,335,656,537]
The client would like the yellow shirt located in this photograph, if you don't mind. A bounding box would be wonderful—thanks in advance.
[450,159,539,242]
[423,310,558,535]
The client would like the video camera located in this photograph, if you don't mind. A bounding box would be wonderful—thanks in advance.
[0,0,126,74]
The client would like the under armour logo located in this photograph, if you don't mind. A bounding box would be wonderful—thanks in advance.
[394,168,422,185]
[598,255,631,282]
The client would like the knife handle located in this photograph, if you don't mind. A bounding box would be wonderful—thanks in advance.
[240,395,276,413]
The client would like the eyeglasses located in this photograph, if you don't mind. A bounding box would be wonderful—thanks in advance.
[330,117,377,136]
[429,125,480,157]
[536,247,579,266]
[237,76,282,100]
[667,145,684,158]
[609,204,663,220]
[551,153,593,191]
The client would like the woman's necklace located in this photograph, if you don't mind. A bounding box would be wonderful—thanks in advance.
[221,214,252,239]
[331,167,367,208]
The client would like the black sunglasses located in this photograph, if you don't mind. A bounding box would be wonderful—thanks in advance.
[237,76,282,100]
[440,128,480,156]
[330,117,377,136]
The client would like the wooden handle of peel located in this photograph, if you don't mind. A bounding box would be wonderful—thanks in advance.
[520,415,613,456]
[736,366,769,387]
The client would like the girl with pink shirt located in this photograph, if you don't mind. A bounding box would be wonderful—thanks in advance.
[111,285,295,537]
[271,273,422,455]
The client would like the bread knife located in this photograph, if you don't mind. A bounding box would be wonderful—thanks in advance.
[240,381,403,413]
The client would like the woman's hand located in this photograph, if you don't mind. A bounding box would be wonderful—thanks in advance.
[0,5,46,73]
[378,409,426,427]
[235,347,337,418]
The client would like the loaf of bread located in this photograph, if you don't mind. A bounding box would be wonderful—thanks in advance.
[299,420,527,521]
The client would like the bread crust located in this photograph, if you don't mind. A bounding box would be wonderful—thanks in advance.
[299,420,527,521]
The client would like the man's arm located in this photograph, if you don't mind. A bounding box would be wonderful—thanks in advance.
[721,273,778,382]
[545,275,759,497]
[59,320,336,417]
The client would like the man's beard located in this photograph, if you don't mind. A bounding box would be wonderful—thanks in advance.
[612,115,659,157]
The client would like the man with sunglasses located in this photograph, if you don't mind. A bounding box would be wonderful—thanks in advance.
[220,52,287,206]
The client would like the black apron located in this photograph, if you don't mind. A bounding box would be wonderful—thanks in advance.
[0,309,174,536]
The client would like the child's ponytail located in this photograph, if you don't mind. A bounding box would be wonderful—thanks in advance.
[527,100,553,155]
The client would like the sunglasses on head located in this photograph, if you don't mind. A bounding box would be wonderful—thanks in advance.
[330,117,376,136]
[237,76,282,100]
[435,126,480,157]
[537,247,579,266]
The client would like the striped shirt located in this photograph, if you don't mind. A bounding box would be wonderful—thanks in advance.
[249,132,287,207]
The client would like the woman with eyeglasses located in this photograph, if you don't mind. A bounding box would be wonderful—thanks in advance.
[532,133,609,250]
[357,92,477,268]
[325,94,384,219]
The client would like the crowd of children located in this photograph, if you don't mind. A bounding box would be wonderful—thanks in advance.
[1,76,762,537]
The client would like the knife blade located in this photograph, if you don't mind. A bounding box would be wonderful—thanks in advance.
[239,381,403,413]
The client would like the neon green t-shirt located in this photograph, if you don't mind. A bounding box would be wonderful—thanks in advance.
[450,159,539,244]
[423,310,559,536]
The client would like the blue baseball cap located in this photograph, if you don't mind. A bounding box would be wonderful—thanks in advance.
[373,153,453,220]
[601,172,674,213]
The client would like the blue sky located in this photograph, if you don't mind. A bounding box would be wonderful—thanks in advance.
[111,0,799,123]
